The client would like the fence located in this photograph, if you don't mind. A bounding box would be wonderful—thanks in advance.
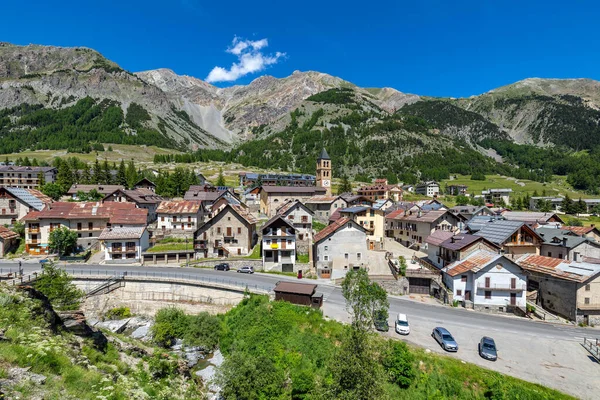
[582,338,600,362]
[66,269,273,293]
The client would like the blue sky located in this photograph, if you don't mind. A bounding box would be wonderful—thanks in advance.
[1,1,598,97]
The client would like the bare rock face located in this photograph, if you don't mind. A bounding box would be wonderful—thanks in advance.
[57,310,108,351]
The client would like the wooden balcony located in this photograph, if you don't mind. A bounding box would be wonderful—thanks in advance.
[108,248,137,254]
[578,302,600,311]
[28,228,40,233]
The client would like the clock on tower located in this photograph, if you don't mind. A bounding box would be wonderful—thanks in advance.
[316,148,332,196]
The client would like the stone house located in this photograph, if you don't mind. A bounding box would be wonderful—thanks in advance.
[276,200,314,254]
[0,226,19,257]
[385,209,462,251]
[67,184,125,200]
[443,250,527,313]
[356,180,403,202]
[194,204,257,258]
[133,178,156,192]
[156,201,203,232]
[261,215,296,272]
[103,188,165,223]
[0,187,52,226]
[99,226,150,263]
[257,186,327,217]
[22,202,147,255]
[313,217,368,278]
[517,254,600,325]
[305,195,348,223]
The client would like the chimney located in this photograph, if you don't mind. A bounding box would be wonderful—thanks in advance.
[592,224,595,228]
[451,237,456,243]
[417,210,422,218]
[562,237,567,247]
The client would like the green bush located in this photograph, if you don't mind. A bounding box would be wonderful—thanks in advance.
[381,340,415,388]
[104,307,132,320]
[151,307,188,347]
[151,307,221,350]
[33,262,84,311]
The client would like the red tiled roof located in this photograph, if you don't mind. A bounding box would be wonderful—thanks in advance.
[157,201,202,214]
[328,209,341,222]
[314,217,354,243]
[446,251,500,277]
[0,226,19,240]
[515,254,600,282]
[22,202,147,225]
[562,226,596,236]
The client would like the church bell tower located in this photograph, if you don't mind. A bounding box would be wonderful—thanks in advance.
[316,148,332,196]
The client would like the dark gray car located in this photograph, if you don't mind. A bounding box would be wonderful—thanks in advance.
[479,337,497,361]
[432,327,458,352]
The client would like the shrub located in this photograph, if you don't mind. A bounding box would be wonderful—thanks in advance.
[381,340,415,388]
[104,307,132,320]
[33,262,84,310]
[526,304,536,314]
[151,307,188,347]
[452,299,460,307]
[183,313,222,351]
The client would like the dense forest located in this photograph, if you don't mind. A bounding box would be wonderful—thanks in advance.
[0,98,177,153]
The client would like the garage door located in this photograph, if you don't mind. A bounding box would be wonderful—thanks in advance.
[282,263,294,272]
[409,277,430,294]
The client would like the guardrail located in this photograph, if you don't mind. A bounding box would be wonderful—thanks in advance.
[582,338,600,362]
[65,269,273,293]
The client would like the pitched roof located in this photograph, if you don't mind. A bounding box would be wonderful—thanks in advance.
[22,202,147,225]
[440,234,499,251]
[535,226,590,249]
[516,254,600,283]
[386,209,450,224]
[103,188,164,205]
[305,195,341,204]
[99,226,146,240]
[184,190,222,202]
[157,200,202,214]
[134,177,156,187]
[318,148,330,160]
[67,184,125,195]
[329,209,341,222]
[0,165,55,173]
[501,211,564,224]
[561,226,597,236]
[259,186,327,194]
[0,226,19,240]
[262,214,295,233]
[425,230,454,246]
[340,206,369,214]
[3,187,52,211]
[472,220,528,244]
[315,217,351,243]
[276,199,314,216]
[446,250,503,277]
[229,204,257,225]
[274,281,317,295]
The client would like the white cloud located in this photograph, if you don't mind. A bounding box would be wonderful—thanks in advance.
[206,37,285,83]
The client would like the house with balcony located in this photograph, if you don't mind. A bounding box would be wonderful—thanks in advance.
[447,184,469,196]
[443,249,527,313]
[313,217,368,279]
[415,181,440,197]
[0,166,57,189]
[22,202,147,255]
[99,226,149,263]
[261,215,297,272]
[427,232,501,270]
[516,254,600,325]
[103,188,165,223]
[194,204,257,258]
[356,180,403,202]
[469,219,543,257]
[385,209,462,251]
[0,187,52,226]
[536,226,600,261]
[482,188,512,206]
[305,195,348,223]
[276,199,314,254]
[156,201,204,232]
[257,186,327,217]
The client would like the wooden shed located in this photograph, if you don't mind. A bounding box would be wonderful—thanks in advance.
[274,281,321,307]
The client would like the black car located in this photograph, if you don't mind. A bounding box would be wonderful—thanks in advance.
[214,263,230,271]
[373,310,389,332]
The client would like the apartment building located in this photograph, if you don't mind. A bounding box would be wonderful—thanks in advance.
[415,181,440,197]
[156,201,203,232]
[0,166,57,189]
[385,209,461,250]
[99,226,150,263]
[103,188,165,223]
[0,187,52,226]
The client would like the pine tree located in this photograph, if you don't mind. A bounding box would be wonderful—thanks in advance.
[125,160,138,189]
[56,162,74,192]
[561,194,574,215]
[93,159,102,184]
[117,160,127,186]
[102,160,111,184]
[216,168,226,187]
[338,175,353,194]
[80,165,92,184]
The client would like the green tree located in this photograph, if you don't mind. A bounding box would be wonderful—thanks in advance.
[117,160,127,186]
[183,313,222,350]
[337,175,353,194]
[576,197,587,215]
[11,221,25,237]
[216,168,226,187]
[49,226,78,256]
[561,194,574,215]
[381,340,415,388]
[455,195,469,206]
[342,268,389,331]
[33,261,84,310]
[125,159,138,189]
[56,162,74,192]
[41,182,64,201]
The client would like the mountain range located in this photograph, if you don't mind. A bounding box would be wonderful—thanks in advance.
[2,42,600,178]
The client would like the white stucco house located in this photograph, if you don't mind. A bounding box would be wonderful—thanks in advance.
[443,249,527,313]
[261,215,296,272]
[99,226,149,263]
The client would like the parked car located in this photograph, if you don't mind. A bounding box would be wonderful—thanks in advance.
[214,263,230,271]
[374,310,389,332]
[395,313,410,335]
[432,327,458,352]
[478,336,498,361]
[237,266,254,274]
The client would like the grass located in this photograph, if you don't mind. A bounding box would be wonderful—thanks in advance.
[297,253,310,263]
[312,220,327,232]
[247,244,261,259]
[6,239,25,259]
[440,174,590,200]
[147,243,191,252]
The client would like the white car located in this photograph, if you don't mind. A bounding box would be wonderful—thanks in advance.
[395,313,410,335]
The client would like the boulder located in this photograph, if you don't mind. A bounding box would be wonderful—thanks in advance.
[95,318,131,334]
[131,324,152,341]
[58,310,107,351]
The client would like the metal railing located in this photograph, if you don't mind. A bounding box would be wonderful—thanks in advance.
[66,269,272,292]
[582,338,600,361]
[476,283,526,291]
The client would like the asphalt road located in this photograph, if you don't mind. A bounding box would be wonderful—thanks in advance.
[4,260,600,398]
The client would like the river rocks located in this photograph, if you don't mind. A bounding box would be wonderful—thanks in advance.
[195,350,224,399]
[131,324,151,341]
[170,340,207,368]
[95,318,131,334]
[0,367,47,386]
[58,310,108,351]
